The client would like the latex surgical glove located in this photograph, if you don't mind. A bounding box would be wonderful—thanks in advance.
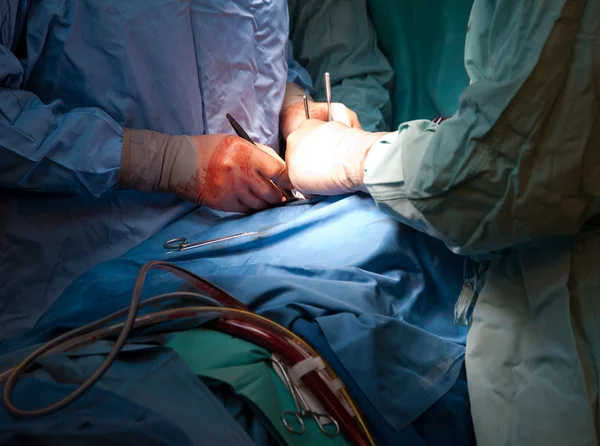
[280,82,362,139]
[118,129,288,213]
[284,120,388,196]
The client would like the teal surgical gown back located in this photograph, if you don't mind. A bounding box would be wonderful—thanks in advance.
[0,0,290,340]
[360,0,600,444]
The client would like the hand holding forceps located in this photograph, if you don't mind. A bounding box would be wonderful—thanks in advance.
[271,356,340,438]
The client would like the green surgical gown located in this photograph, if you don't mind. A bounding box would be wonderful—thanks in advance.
[362,0,600,444]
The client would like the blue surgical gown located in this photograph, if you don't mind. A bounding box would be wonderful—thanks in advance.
[361,0,600,444]
[0,0,301,340]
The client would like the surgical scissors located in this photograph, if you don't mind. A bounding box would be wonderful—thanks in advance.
[271,356,340,438]
[163,232,258,252]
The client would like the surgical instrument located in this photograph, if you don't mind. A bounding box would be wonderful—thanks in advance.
[303,95,310,119]
[225,113,297,202]
[272,357,305,435]
[271,356,340,438]
[226,113,254,143]
[324,72,332,122]
[163,231,258,252]
[163,232,259,253]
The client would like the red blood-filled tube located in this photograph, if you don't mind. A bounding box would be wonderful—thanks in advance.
[209,318,370,446]
[151,262,248,310]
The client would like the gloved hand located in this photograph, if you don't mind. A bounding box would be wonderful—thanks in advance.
[280,82,362,139]
[118,129,288,213]
[284,120,388,196]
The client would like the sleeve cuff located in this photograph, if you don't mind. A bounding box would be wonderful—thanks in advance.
[363,130,404,199]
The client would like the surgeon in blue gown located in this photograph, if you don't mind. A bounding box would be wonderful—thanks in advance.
[284,0,600,445]
[0,0,368,341]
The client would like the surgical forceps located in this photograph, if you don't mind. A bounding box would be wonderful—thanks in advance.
[324,72,332,122]
[303,95,310,119]
[163,232,258,252]
[271,356,340,438]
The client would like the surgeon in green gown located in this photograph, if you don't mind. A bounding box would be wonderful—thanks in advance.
[282,0,600,444]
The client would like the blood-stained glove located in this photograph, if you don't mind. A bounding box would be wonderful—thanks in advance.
[118,129,289,213]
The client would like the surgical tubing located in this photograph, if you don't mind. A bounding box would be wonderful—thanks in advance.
[0,292,222,415]
[0,291,221,384]
[2,258,238,417]
[212,318,372,446]
[148,262,248,310]
[1,261,375,445]
[1,307,374,445]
